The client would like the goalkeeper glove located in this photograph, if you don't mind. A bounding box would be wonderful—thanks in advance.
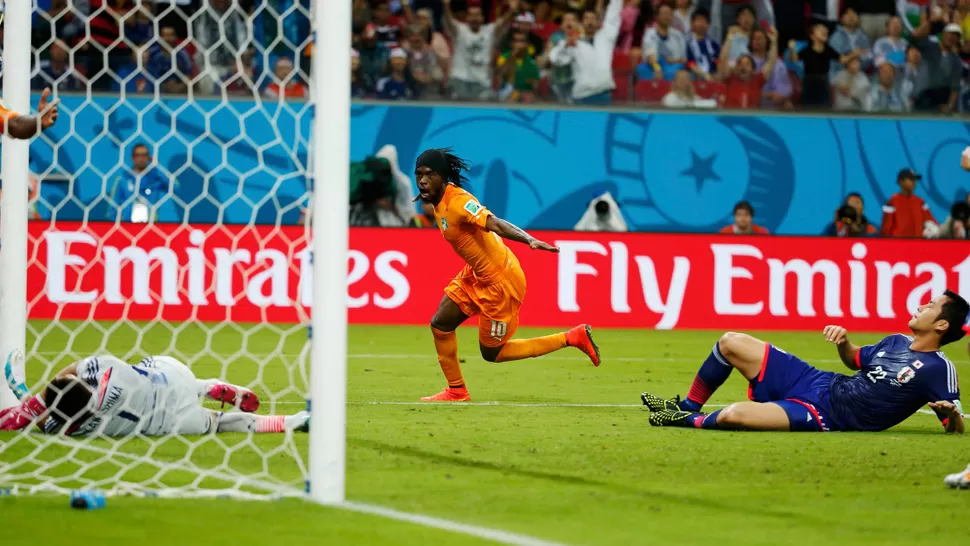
[4,349,29,402]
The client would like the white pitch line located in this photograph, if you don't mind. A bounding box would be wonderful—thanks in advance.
[340,501,569,546]
[276,400,955,417]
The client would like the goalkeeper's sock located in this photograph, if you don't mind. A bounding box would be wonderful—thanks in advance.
[494,334,567,362]
[679,342,733,412]
[432,327,465,389]
[216,413,291,433]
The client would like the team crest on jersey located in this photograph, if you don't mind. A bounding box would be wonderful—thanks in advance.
[896,366,916,385]
[913,360,923,369]
[464,201,481,215]
[440,218,449,230]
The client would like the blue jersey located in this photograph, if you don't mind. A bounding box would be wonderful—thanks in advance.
[828,334,961,432]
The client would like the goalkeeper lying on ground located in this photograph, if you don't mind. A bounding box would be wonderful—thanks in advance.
[1,351,309,436]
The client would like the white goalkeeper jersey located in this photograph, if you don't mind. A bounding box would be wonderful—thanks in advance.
[63,355,197,437]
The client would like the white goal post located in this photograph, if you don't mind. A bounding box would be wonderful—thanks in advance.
[0,0,349,503]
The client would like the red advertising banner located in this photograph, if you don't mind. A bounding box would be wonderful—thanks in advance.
[26,222,970,332]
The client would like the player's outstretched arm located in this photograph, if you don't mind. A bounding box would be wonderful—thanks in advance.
[929,401,965,434]
[823,325,861,370]
[484,215,559,252]
[5,89,59,139]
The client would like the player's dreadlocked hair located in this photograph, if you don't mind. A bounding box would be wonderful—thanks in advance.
[938,289,970,346]
[415,147,471,187]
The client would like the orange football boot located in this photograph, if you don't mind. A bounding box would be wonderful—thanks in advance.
[420,387,471,402]
[566,324,601,367]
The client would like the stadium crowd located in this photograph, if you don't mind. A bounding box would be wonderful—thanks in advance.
[13,0,970,112]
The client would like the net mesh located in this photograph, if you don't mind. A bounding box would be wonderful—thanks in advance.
[0,0,317,499]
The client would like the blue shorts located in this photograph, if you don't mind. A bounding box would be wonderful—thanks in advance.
[747,344,839,432]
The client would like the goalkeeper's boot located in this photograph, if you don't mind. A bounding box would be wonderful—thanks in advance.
[565,324,601,367]
[420,387,471,402]
[287,411,310,433]
[944,463,970,489]
[207,383,260,412]
[649,408,702,428]
[641,392,681,412]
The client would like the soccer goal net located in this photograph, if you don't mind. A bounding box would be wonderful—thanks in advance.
[0,0,348,501]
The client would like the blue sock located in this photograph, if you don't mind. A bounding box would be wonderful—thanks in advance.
[686,410,723,429]
[679,342,733,412]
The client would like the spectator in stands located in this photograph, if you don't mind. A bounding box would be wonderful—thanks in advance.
[788,24,857,108]
[940,197,970,239]
[376,48,415,100]
[123,4,153,47]
[264,57,308,99]
[373,1,405,49]
[956,0,970,38]
[616,0,642,54]
[829,7,872,74]
[531,1,560,42]
[85,0,138,90]
[641,2,688,80]
[881,168,939,238]
[583,3,606,41]
[405,24,445,99]
[114,47,153,94]
[443,0,519,101]
[720,200,769,234]
[220,48,257,97]
[911,17,963,113]
[194,0,248,95]
[547,11,579,102]
[42,0,88,43]
[412,7,452,78]
[686,8,721,80]
[865,61,908,111]
[549,0,622,105]
[717,26,778,108]
[500,12,546,57]
[111,143,170,224]
[673,0,694,34]
[497,30,541,102]
[351,49,373,98]
[708,1,773,44]
[663,68,718,107]
[872,15,908,68]
[722,3,757,63]
[31,40,84,92]
[832,56,870,110]
[356,24,390,87]
[845,0,896,40]
[147,26,193,94]
[748,27,791,108]
[574,192,629,232]
[822,204,875,237]
[900,44,922,107]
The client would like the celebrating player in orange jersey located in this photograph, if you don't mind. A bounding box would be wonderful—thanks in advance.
[0,88,60,139]
[413,148,600,402]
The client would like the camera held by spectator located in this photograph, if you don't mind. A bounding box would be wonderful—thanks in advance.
[574,191,628,232]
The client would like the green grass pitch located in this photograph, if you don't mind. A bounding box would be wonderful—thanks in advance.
[2,323,969,545]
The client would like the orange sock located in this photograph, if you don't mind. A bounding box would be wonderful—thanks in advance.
[432,327,465,388]
[495,333,567,362]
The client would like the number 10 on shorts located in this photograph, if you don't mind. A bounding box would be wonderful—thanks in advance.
[489,320,507,340]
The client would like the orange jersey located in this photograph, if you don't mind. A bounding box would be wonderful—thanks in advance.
[434,184,514,283]
[0,99,19,133]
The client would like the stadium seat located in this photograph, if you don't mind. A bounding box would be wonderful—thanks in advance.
[789,70,802,105]
[634,80,670,103]
[613,74,631,102]
[612,52,633,75]
[694,80,725,100]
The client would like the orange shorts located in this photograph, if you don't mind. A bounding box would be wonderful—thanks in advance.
[444,256,527,347]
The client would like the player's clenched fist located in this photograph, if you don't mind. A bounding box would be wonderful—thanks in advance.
[822,325,849,344]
